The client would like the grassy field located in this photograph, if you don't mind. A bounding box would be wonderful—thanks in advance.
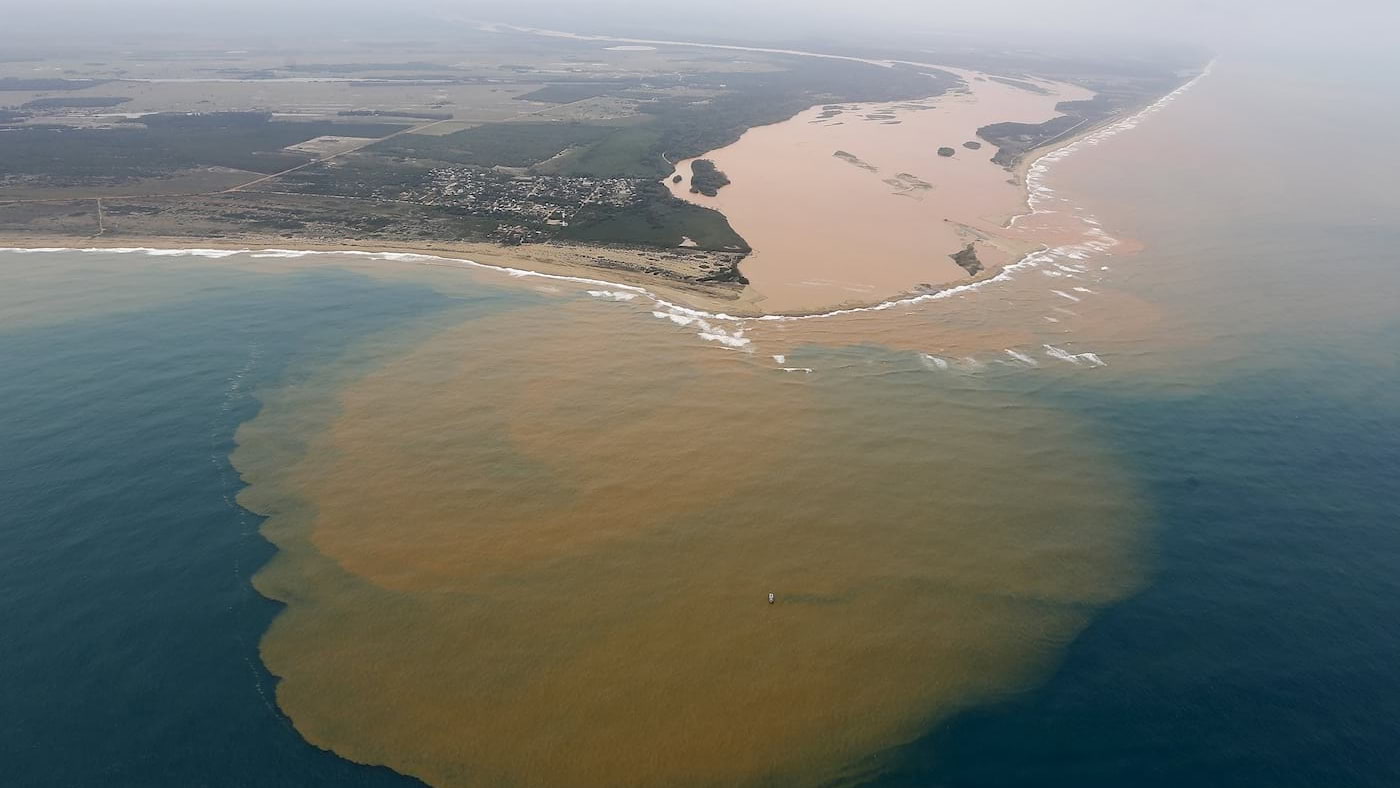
[536,126,665,178]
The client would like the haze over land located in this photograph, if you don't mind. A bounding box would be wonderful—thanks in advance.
[5,0,1398,55]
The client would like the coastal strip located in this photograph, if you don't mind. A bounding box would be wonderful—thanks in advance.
[0,61,1213,332]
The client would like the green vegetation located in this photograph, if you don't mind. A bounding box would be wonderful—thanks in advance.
[516,83,630,104]
[376,56,958,184]
[950,243,983,275]
[688,159,730,196]
[977,75,1187,167]
[20,97,132,109]
[636,60,951,169]
[0,113,406,177]
[561,183,747,251]
[537,126,664,178]
[0,78,109,90]
[248,153,440,199]
[0,34,1200,292]
[937,147,956,157]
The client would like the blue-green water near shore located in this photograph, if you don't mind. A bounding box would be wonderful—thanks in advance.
[0,262,464,785]
[2,54,1399,786]
[867,355,1400,787]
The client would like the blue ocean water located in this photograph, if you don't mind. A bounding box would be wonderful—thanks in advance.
[862,331,1400,787]
[857,54,1400,787]
[0,263,480,785]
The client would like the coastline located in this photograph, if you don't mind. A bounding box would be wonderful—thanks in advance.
[0,233,767,315]
[0,64,1212,323]
[1008,60,1217,223]
[0,232,1042,321]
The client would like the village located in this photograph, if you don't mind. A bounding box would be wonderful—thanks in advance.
[404,166,641,238]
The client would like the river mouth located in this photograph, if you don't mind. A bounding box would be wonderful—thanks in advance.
[666,68,1094,314]
[228,268,1148,787]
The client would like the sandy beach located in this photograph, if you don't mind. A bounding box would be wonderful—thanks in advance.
[667,68,1094,313]
[0,232,767,314]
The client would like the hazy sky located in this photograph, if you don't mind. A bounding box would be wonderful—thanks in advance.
[5,0,1398,56]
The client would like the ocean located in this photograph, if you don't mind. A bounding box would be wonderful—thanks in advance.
[1,52,1397,786]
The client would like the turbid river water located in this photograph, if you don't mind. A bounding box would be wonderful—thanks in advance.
[665,67,1094,313]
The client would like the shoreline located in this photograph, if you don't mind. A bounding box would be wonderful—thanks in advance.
[0,233,769,314]
[1008,60,1217,225]
[0,233,1041,320]
[0,235,1067,323]
[0,64,1213,323]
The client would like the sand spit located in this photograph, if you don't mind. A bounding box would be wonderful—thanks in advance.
[668,68,1093,313]
[0,233,763,314]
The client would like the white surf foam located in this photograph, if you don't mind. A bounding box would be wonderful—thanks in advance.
[249,249,316,259]
[1014,60,1214,226]
[586,289,638,301]
[1044,344,1108,367]
[1004,349,1039,367]
[919,353,950,371]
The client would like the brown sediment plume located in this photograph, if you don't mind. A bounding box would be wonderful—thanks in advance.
[234,291,1148,787]
[666,68,1094,314]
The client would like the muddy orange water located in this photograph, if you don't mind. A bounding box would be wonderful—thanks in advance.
[134,52,1219,788]
[232,289,1145,787]
[0,63,1200,785]
[667,69,1093,314]
[221,63,1225,786]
